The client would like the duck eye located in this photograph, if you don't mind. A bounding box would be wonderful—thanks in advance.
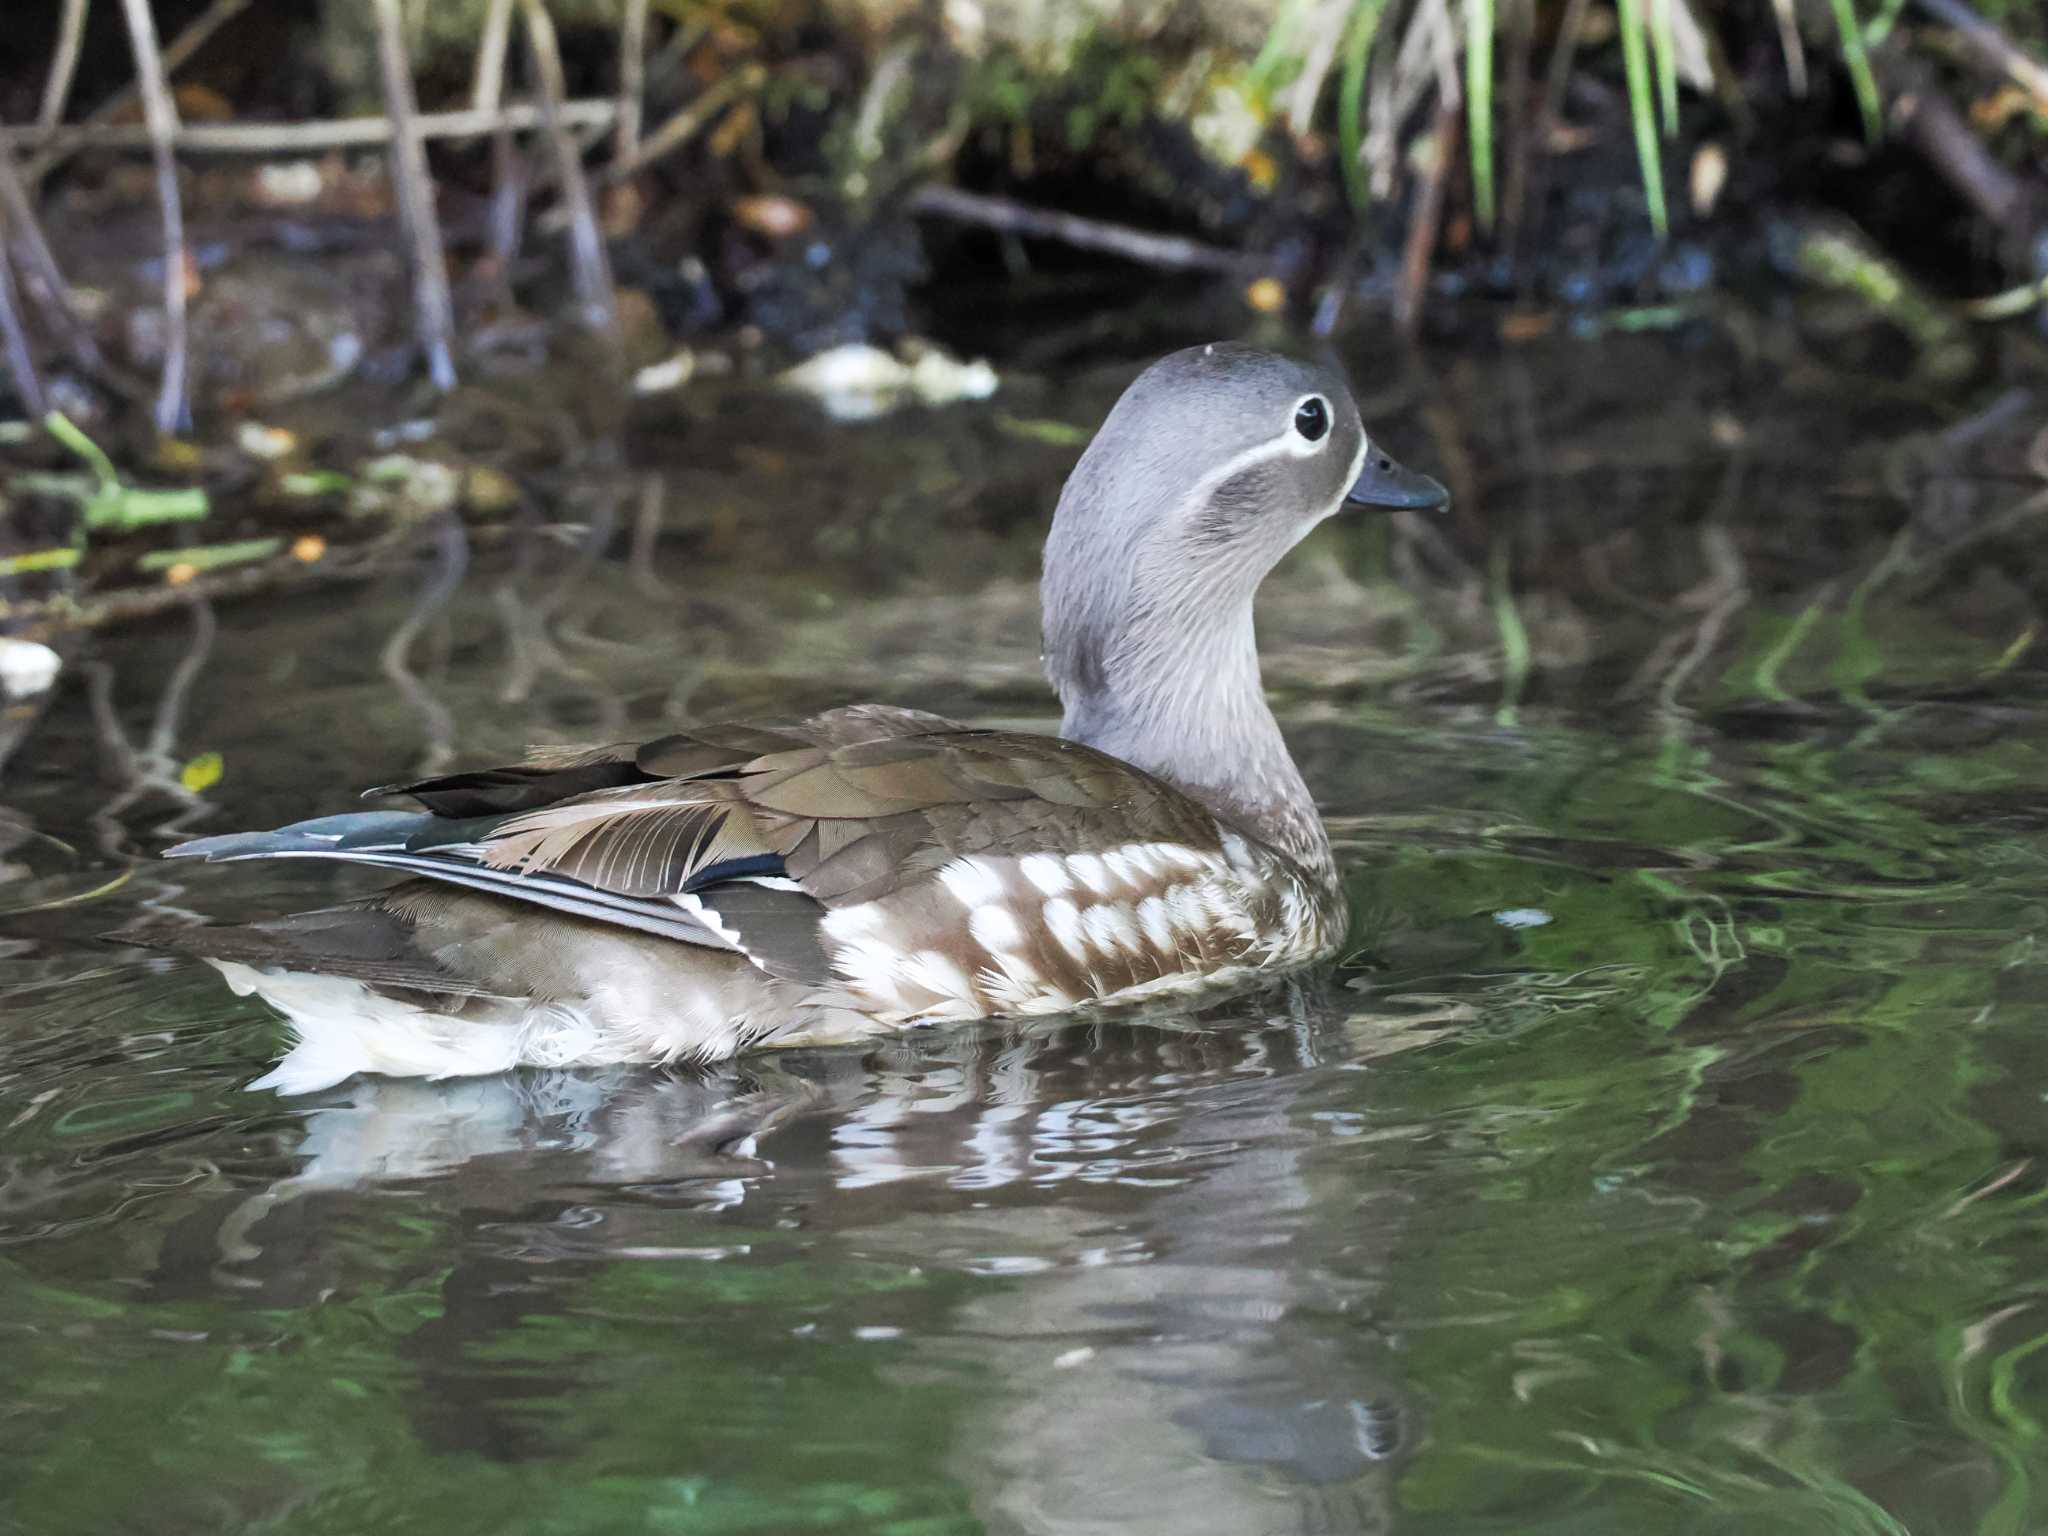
[1294,397,1330,443]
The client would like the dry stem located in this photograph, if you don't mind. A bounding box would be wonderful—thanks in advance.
[521,0,619,336]
[115,0,188,435]
[39,0,91,133]
[908,185,1255,273]
[372,0,459,391]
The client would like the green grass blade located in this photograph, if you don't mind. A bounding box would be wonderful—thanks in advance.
[1616,0,1669,238]
[1489,541,1529,727]
[1248,0,1309,100]
[1651,0,1679,136]
[1828,0,1883,141]
[1338,0,1388,209]
[44,411,120,490]
[1466,0,1497,232]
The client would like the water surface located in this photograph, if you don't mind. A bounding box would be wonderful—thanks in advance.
[4,329,2046,1534]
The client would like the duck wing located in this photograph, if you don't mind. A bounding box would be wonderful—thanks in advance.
[166,705,1234,992]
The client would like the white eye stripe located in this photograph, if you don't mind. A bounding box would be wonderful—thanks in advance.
[1168,393,1368,517]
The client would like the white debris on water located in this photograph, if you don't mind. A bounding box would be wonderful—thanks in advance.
[1493,908,1554,930]
[632,349,697,395]
[0,638,62,699]
[778,341,998,421]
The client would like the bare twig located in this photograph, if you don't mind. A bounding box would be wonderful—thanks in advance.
[5,100,618,156]
[116,0,189,435]
[908,185,1256,273]
[472,0,518,115]
[1912,0,2048,112]
[486,120,529,305]
[1397,102,1460,336]
[372,0,458,391]
[39,0,91,132]
[30,0,252,184]
[521,0,619,335]
[1769,0,1809,96]
[0,247,46,419]
[1541,0,1594,125]
[617,0,651,168]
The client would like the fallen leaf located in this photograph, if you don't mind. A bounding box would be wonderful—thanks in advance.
[1244,276,1287,314]
[179,752,224,793]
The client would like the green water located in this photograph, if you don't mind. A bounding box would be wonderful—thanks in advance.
[3,330,2046,1534]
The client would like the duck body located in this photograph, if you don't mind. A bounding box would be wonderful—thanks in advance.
[159,344,1447,1092]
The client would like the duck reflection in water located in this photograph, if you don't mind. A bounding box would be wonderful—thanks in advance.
[167,1003,1416,1536]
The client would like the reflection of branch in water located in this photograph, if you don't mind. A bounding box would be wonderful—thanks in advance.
[491,480,630,738]
[381,516,470,778]
[1614,453,1750,711]
[84,599,217,863]
[627,472,671,599]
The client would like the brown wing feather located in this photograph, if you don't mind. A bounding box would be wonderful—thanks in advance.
[376,707,1230,981]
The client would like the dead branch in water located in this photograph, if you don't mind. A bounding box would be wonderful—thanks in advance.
[115,0,188,435]
[3,101,619,157]
[372,0,459,392]
[906,185,1256,274]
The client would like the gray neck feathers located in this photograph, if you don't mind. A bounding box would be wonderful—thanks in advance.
[1042,453,1330,871]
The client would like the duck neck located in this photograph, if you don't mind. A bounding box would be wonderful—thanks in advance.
[1052,604,1332,875]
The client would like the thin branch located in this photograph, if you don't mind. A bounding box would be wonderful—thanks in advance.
[0,247,47,418]
[1541,0,1593,125]
[1397,101,1460,336]
[521,0,618,335]
[5,100,618,156]
[372,0,458,391]
[907,185,1256,273]
[472,0,517,115]
[1769,0,1809,96]
[617,0,651,168]
[116,0,188,435]
[39,0,91,132]
[486,119,529,306]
